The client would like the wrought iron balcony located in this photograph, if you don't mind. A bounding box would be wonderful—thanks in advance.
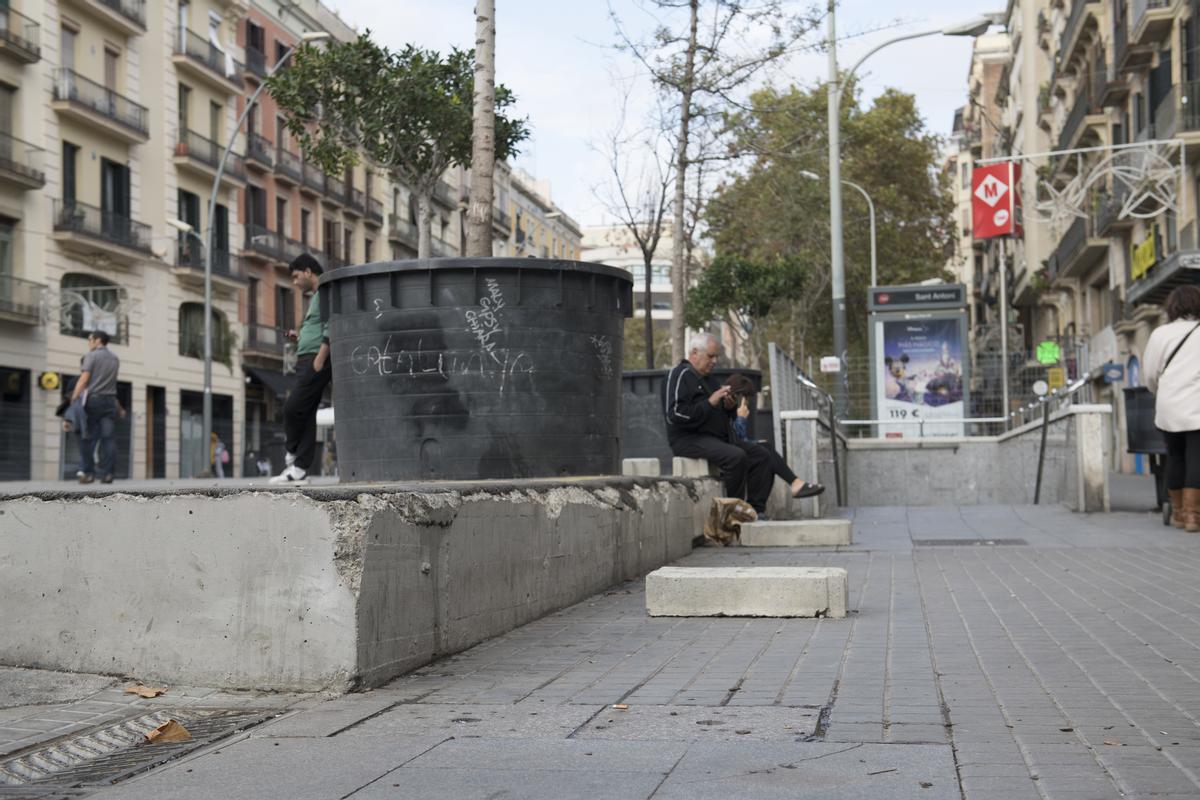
[245,46,267,78]
[301,161,324,194]
[247,133,273,169]
[1153,83,1177,140]
[176,239,245,283]
[0,132,45,190]
[245,323,287,358]
[0,274,44,325]
[433,179,458,208]
[366,198,384,226]
[323,175,346,206]
[1181,80,1200,133]
[1057,86,1094,151]
[173,28,242,90]
[243,223,284,261]
[1130,0,1174,45]
[1059,0,1098,66]
[388,213,418,248]
[0,6,40,63]
[281,236,308,264]
[75,0,145,33]
[174,129,246,184]
[274,147,302,184]
[346,187,365,215]
[52,68,149,142]
[54,200,152,255]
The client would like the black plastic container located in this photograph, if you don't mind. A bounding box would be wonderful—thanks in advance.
[320,258,633,481]
[621,368,763,473]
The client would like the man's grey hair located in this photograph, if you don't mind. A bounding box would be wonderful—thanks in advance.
[687,332,717,354]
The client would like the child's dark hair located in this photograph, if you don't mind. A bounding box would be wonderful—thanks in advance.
[724,373,756,398]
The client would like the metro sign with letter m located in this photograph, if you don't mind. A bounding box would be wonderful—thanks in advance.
[971,162,1022,239]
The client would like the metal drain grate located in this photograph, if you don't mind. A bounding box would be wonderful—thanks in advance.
[0,708,272,791]
[912,538,1028,547]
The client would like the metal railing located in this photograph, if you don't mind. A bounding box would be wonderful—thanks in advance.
[366,197,384,224]
[768,342,847,506]
[1182,79,1200,132]
[94,0,145,28]
[434,179,457,207]
[388,213,418,246]
[0,6,40,61]
[275,147,302,183]
[53,68,148,137]
[247,133,273,167]
[243,223,283,260]
[54,200,152,253]
[347,187,365,214]
[323,175,346,205]
[176,130,245,181]
[301,161,324,193]
[174,28,242,83]
[1058,85,1093,151]
[1131,0,1171,33]
[0,132,44,185]
[0,274,43,323]
[245,46,267,78]
[1153,83,1177,139]
[245,323,287,356]
[176,239,244,280]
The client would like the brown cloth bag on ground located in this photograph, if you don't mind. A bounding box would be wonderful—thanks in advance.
[703,497,758,546]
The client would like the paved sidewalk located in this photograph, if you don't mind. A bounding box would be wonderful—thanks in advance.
[4,503,1199,799]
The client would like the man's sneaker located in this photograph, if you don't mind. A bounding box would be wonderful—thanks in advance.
[284,451,297,467]
[269,465,308,485]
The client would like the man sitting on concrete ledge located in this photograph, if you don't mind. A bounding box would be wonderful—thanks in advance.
[664,333,775,517]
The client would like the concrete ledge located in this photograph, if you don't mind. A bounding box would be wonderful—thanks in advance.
[739,519,852,547]
[673,457,716,478]
[0,477,720,692]
[645,566,848,618]
[622,458,661,477]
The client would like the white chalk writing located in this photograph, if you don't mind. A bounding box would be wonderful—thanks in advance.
[590,335,614,377]
[373,298,384,319]
[348,336,534,395]
[463,278,506,364]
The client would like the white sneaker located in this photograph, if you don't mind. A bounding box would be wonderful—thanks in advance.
[268,465,308,485]
[284,451,296,467]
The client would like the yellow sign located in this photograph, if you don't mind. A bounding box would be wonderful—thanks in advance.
[38,372,60,391]
[1131,226,1157,281]
[1047,367,1066,390]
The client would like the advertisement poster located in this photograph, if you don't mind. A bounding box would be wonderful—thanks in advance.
[876,317,965,437]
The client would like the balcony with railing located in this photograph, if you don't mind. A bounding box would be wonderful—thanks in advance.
[0,274,44,325]
[1060,0,1099,67]
[246,133,273,170]
[244,323,287,360]
[322,175,346,207]
[65,0,145,36]
[388,213,418,248]
[345,187,365,216]
[174,239,246,287]
[0,7,40,63]
[1057,85,1097,152]
[245,46,267,79]
[53,200,152,263]
[433,179,458,209]
[281,236,309,264]
[492,206,512,236]
[274,147,302,184]
[1130,0,1176,45]
[51,68,149,143]
[1095,181,1134,235]
[172,28,243,92]
[1153,83,1177,140]
[243,223,284,262]
[0,133,45,190]
[300,161,324,195]
[365,197,384,226]
[1179,79,1200,135]
[1054,212,1108,280]
[173,130,246,185]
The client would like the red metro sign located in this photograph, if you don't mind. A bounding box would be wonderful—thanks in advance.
[971,162,1022,239]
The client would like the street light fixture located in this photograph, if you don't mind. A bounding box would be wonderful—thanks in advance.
[800,170,876,289]
[823,6,1003,417]
[197,29,330,470]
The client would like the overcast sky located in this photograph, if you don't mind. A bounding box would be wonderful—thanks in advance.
[323,0,1003,226]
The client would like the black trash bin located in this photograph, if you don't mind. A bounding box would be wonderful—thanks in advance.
[320,258,633,481]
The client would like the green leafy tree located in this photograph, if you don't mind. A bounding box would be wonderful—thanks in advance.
[684,253,808,368]
[267,34,528,258]
[702,83,956,368]
[622,316,672,370]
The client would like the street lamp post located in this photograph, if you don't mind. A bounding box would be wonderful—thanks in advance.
[824,5,1000,417]
[198,30,329,469]
[801,171,876,288]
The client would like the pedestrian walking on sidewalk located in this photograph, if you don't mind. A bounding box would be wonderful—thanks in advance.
[71,330,120,484]
[270,252,331,486]
[1144,285,1200,532]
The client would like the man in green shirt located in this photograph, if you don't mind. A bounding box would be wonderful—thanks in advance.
[270,253,331,485]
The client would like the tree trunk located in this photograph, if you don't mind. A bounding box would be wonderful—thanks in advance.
[642,256,655,368]
[417,192,433,259]
[669,0,698,362]
[466,0,496,257]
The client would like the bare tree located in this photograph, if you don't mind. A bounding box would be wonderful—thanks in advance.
[593,84,675,368]
[611,0,821,360]
[467,1,496,257]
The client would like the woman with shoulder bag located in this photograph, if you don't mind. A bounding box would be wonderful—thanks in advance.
[1144,285,1200,532]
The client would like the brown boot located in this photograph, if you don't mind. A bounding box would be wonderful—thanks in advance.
[1170,489,1186,528]
[1185,488,1200,533]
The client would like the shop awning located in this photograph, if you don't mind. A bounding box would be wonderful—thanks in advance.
[243,366,294,399]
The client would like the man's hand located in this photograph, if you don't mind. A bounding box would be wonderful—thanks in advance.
[708,385,732,407]
[313,342,330,372]
[285,329,298,342]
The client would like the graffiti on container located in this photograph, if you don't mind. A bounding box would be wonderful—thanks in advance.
[464,278,506,364]
[590,334,613,377]
[348,334,534,394]
[373,298,384,320]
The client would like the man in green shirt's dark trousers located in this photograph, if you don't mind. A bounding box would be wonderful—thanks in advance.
[270,253,331,485]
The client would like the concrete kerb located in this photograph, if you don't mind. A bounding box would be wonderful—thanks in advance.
[645,566,849,618]
[739,518,852,547]
[0,476,720,693]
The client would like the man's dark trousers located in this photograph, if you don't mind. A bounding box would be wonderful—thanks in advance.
[81,394,117,478]
[670,432,774,512]
[284,355,331,472]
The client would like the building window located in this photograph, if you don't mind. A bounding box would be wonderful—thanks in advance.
[343,225,352,264]
[178,84,192,133]
[62,141,78,204]
[276,197,288,236]
[275,285,294,330]
[364,237,373,262]
[178,302,227,359]
[60,26,76,70]
[60,274,127,343]
[301,208,311,246]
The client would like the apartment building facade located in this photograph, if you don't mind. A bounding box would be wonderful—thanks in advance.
[954,0,1200,468]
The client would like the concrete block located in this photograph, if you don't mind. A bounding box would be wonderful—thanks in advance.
[622,458,661,477]
[645,566,848,618]
[672,457,715,478]
[739,518,852,547]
